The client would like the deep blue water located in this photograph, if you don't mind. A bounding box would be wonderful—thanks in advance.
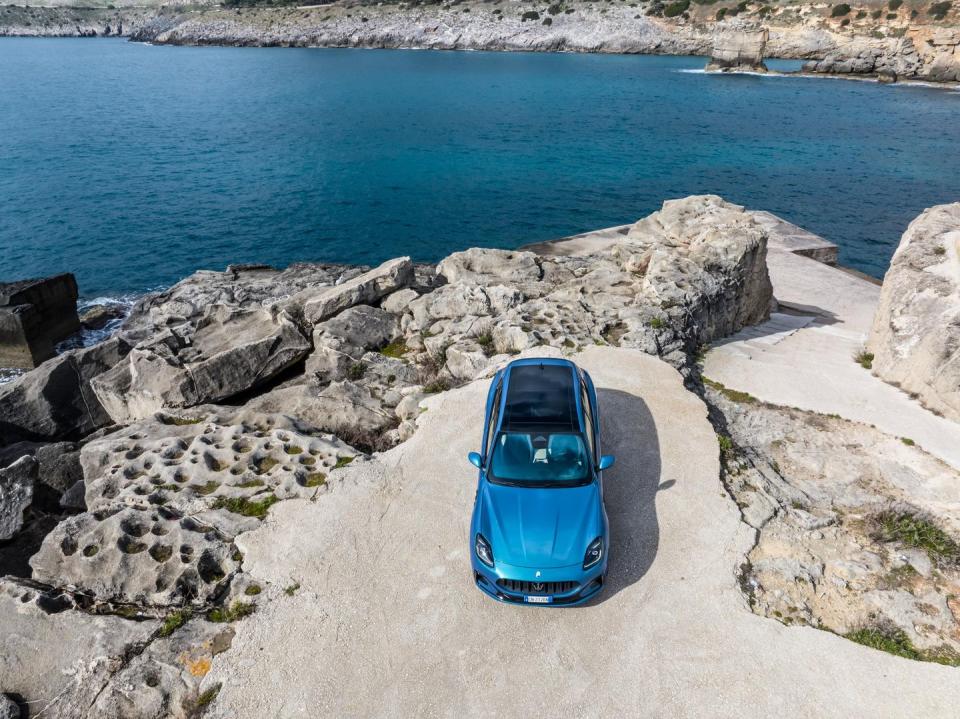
[1,38,958,297]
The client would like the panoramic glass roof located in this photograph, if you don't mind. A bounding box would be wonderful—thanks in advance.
[501,364,578,432]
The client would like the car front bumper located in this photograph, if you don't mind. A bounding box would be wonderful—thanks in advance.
[471,557,607,606]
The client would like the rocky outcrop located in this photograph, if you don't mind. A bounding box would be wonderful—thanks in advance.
[705,29,769,73]
[0,337,130,446]
[91,306,311,424]
[30,407,356,606]
[868,203,960,423]
[298,256,414,323]
[708,383,960,658]
[0,273,80,369]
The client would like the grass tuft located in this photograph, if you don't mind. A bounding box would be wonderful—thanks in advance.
[703,377,757,404]
[212,494,279,519]
[379,339,410,359]
[284,581,300,596]
[334,456,355,469]
[872,509,960,568]
[244,584,262,596]
[854,350,874,370]
[206,601,256,623]
[158,609,191,638]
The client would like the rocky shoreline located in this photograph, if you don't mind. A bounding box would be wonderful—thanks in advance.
[2,1,958,84]
[2,195,960,716]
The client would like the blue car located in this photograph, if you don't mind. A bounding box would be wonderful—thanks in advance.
[468,357,615,606]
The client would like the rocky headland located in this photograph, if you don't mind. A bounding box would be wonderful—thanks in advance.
[1,194,960,716]
[2,0,959,84]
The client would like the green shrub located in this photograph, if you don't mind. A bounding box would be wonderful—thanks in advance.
[716,6,727,18]
[347,362,366,380]
[831,3,851,16]
[854,350,874,369]
[888,0,902,8]
[548,3,563,13]
[542,16,553,24]
[856,9,866,17]
[521,10,540,20]
[663,0,690,16]
[871,8,883,16]
[929,1,952,18]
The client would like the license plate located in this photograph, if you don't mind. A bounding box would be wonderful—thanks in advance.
[525,595,552,604]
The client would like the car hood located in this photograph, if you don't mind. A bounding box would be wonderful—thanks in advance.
[477,479,602,569]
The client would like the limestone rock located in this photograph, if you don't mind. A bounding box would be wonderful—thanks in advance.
[300,257,414,323]
[868,203,960,423]
[88,618,235,719]
[381,288,419,315]
[0,337,128,446]
[0,455,34,541]
[30,408,356,606]
[0,578,159,719]
[91,306,310,424]
[705,29,769,73]
[0,273,80,369]
[121,262,362,342]
[438,248,542,284]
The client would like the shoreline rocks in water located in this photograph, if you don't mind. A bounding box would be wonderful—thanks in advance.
[705,29,769,73]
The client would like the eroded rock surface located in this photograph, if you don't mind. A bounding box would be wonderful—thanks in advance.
[868,203,960,423]
[31,408,356,607]
[709,384,960,660]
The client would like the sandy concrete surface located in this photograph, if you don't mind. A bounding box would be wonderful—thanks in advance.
[704,247,960,470]
[203,346,960,718]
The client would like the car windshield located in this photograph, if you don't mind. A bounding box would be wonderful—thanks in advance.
[488,430,591,486]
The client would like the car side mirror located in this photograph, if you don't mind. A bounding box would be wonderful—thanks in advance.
[468,452,483,469]
[598,455,616,471]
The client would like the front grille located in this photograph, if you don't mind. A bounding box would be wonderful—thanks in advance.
[497,578,578,595]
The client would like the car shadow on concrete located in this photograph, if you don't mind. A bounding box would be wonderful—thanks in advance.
[586,388,665,605]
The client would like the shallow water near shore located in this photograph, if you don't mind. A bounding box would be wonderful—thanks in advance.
[1,38,958,296]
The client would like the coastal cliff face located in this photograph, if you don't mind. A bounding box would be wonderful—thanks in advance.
[3,1,958,83]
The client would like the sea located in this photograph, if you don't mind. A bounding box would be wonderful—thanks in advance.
[1,37,958,304]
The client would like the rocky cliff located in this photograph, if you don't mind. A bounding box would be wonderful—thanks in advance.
[3,1,958,84]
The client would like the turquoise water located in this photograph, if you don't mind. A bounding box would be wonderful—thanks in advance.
[1,38,958,296]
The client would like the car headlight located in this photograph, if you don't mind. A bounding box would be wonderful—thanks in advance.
[475,534,494,567]
[583,536,603,570]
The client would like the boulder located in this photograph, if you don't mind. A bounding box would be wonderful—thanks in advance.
[868,203,960,423]
[438,248,542,284]
[0,273,80,369]
[0,337,129,446]
[624,195,774,345]
[91,306,310,424]
[300,257,414,323]
[705,29,769,73]
[381,288,420,315]
[0,456,34,541]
